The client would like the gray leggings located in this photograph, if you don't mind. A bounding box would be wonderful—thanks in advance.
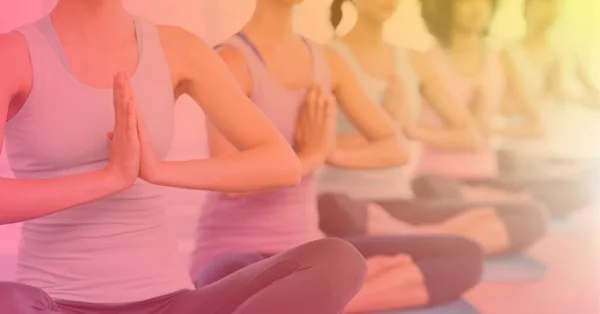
[318,192,548,256]
[195,235,483,308]
[0,238,366,314]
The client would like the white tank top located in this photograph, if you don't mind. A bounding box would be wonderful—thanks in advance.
[5,16,193,303]
[318,40,422,200]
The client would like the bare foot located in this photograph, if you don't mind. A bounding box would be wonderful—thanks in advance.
[365,255,413,280]
[366,203,418,236]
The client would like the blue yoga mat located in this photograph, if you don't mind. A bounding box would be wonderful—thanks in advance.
[482,255,547,283]
[376,299,479,314]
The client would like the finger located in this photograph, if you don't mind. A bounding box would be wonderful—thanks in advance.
[307,84,320,123]
[329,96,337,117]
[316,90,328,126]
[113,72,123,129]
[123,76,141,141]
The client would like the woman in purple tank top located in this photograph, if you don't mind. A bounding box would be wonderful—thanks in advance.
[0,0,369,313]
[193,0,485,312]
[316,0,548,261]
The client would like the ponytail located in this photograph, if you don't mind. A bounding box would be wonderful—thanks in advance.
[330,0,347,29]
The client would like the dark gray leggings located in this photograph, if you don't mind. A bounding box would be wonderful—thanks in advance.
[317,193,548,256]
[195,235,484,308]
[0,238,366,314]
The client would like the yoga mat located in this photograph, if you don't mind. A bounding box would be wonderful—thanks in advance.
[377,299,479,314]
[482,255,547,283]
[0,255,17,281]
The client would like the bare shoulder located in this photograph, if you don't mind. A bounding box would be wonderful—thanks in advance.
[322,44,344,66]
[156,25,212,62]
[156,25,216,89]
[0,31,32,106]
[0,31,32,89]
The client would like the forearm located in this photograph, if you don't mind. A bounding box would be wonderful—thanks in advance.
[0,170,122,225]
[150,143,300,192]
[490,123,544,138]
[408,125,482,152]
[326,136,407,169]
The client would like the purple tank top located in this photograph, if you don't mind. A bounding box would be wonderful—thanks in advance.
[192,34,331,273]
[418,47,504,179]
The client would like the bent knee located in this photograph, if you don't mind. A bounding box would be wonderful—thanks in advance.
[416,238,484,305]
[302,238,367,284]
[194,252,265,287]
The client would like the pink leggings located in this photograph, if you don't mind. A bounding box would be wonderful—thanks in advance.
[0,238,366,314]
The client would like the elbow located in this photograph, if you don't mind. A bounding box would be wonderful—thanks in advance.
[461,127,486,153]
[384,135,410,167]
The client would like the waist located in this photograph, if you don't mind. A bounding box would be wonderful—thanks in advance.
[18,216,193,303]
[200,189,320,233]
[319,166,413,200]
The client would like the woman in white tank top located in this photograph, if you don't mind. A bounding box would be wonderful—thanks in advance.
[0,0,369,313]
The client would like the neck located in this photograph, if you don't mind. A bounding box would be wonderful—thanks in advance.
[449,29,483,54]
[51,0,132,42]
[346,14,385,49]
[244,0,296,43]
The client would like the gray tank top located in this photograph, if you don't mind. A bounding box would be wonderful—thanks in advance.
[318,40,422,200]
[5,16,193,303]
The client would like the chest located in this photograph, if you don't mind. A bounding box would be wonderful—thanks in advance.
[5,63,175,173]
[260,42,314,91]
[351,47,396,81]
[61,40,140,89]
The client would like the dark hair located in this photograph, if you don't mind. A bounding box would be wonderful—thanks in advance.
[420,0,499,46]
[331,0,349,29]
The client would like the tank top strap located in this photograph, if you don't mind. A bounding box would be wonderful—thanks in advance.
[216,33,267,98]
[393,47,421,119]
[15,21,52,75]
[7,21,56,129]
[328,40,362,73]
[303,38,332,90]
[130,16,157,59]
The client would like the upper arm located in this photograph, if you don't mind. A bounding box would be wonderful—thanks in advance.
[325,46,397,141]
[207,45,254,158]
[158,26,283,151]
[0,32,30,154]
[409,49,472,128]
[499,50,537,118]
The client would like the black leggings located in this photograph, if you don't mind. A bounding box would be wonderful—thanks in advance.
[195,236,483,307]
[0,239,366,314]
[412,172,594,218]
[317,193,548,256]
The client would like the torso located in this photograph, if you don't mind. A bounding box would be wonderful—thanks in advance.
[3,16,193,303]
[318,39,422,200]
[192,33,331,273]
[418,45,504,179]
